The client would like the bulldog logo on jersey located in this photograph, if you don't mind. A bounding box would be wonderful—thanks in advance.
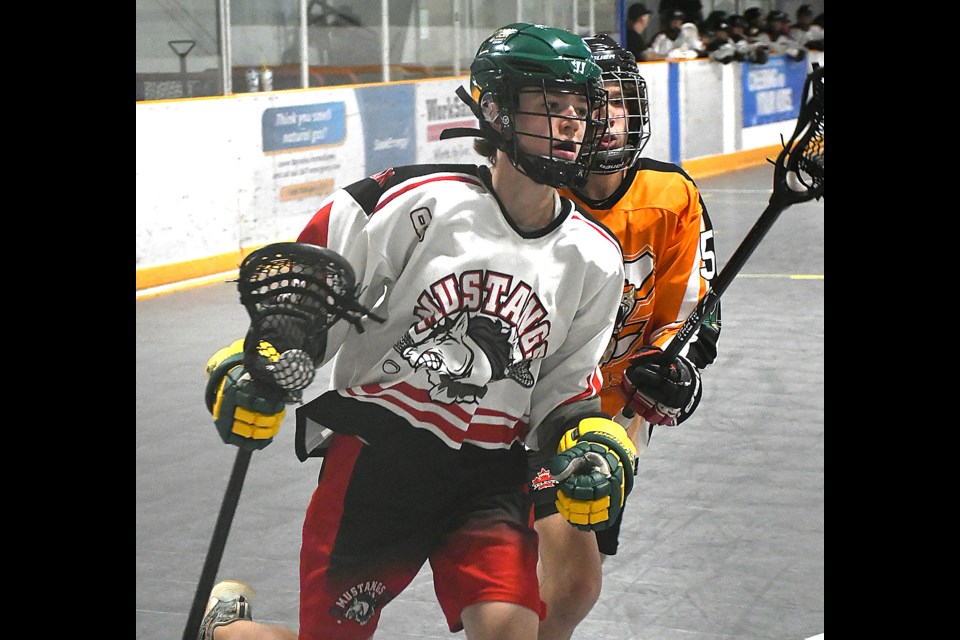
[394,310,534,404]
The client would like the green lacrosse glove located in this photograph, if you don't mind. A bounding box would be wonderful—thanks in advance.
[204,339,286,451]
[549,417,638,532]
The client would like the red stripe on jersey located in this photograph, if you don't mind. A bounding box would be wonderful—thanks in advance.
[374,175,483,214]
[372,382,527,434]
[345,381,526,447]
[345,387,470,444]
[561,366,602,405]
[571,212,621,254]
[465,418,528,444]
[298,201,333,247]
[359,382,472,422]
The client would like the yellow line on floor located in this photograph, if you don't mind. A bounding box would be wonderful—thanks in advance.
[136,272,823,301]
[136,271,238,300]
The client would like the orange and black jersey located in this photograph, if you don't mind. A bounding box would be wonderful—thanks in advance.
[560,158,721,417]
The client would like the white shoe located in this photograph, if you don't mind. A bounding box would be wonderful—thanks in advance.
[197,580,256,640]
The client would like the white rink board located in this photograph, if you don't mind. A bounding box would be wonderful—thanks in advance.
[137,53,821,275]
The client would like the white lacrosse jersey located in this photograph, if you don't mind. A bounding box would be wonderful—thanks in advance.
[294,164,624,456]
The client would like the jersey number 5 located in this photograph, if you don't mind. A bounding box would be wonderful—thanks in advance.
[699,228,716,281]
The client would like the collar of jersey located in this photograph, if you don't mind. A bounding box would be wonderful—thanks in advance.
[478,165,572,238]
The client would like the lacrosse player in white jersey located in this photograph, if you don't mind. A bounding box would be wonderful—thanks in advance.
[198,22,642,640]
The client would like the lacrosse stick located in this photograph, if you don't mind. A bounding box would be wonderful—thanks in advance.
[182,242,384,640]
[621,63,824,425]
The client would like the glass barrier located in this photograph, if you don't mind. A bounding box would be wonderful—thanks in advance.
[136,0,621,101]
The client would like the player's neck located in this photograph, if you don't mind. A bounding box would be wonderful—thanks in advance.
[491,158,559,231]
[580,169,626,201]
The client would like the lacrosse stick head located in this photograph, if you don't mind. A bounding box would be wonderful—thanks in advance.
[236,242,383,398]
[771,63,824,205]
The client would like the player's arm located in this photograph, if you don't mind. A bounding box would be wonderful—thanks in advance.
[296,183,379,366]
[623,187,718,426]
[526,237,630,531]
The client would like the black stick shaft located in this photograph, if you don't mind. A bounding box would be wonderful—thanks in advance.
[181,448,253,640]
[662,198,787,363]
[622,198,788,419]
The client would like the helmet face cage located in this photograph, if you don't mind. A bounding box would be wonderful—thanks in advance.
[581,34,652,173]
[467,23,610,189]
[592,69,651,173]
[492,76,608,189]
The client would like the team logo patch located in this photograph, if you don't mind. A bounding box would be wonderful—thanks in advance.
[531,467,558,491]
[329,580,389,626]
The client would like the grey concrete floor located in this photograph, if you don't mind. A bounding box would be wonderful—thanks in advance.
[136,163,824,640]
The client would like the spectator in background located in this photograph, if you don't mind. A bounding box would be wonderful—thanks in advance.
[699,9,728,54]
[726,14,749,43]
[727,13,770,64]
[743,7,765,40]
[763,10,792,40]
[703,9,728,35]
[756,10,806,61]
[790,4,824,51]
[650,10,705,60]
[625,3,658,62]
[657,0,704,32]
[705,20,735,63]
[705,17,770,65]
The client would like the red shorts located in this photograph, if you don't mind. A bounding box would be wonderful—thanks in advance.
[298,425,546,639]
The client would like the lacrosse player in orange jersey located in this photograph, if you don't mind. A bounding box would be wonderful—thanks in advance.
[528,33,722,639]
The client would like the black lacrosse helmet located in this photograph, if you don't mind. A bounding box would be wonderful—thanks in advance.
[582,34,651,173]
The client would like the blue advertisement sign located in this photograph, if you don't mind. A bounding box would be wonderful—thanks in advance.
[355,84,417,173]
[742,55,809,128]
[262,103,346,153]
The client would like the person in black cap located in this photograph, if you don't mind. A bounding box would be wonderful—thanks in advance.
[649,9,705,59]
[657,0,704,33]
[625,3,657,61]
[789,4,824,50]
[743,6,765,40]
[756,9,806,61]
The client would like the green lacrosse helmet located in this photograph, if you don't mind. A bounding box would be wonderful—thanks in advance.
[470,23,603,101]
[446,23,608,189]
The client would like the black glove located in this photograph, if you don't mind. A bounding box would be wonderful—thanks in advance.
[619,346,702,426]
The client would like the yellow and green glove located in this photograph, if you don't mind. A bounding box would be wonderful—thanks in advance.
[549,416,638,531]
[204,339,286,451]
